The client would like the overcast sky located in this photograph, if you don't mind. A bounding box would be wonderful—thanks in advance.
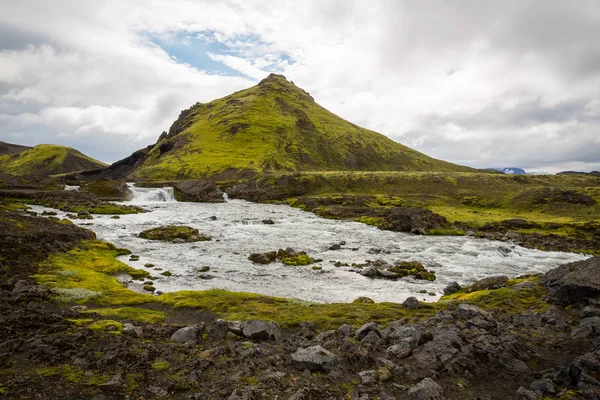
[1,1,599,173]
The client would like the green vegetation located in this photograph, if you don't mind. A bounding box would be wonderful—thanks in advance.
[88,319,123,334]
[0,144,106,178]
[35,364,110,386]
[281,253,313,265]
[83,307,165,323]
[151,360,171,372]
[131,74,474,180]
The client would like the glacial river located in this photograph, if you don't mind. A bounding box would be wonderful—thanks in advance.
[31,186,588,303]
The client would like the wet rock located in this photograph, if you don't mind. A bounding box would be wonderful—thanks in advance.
[408,377,444,400]
[355,322,380,340]
[443,281,461,295]
[198,274,215,280]
[122,323,143,338]
[175,180,224,203]
[359,370,378,385]
[360,266,378,277]
[170,325,205,344]
[199,266,210,272]
[291,345,338,372]
[262,218,275,225]
[541,257,600,305]
[241,320,281,341]
[403,297,419,309]
[139,225,211,243]
[470,275,508,291]
[455,304,488,320]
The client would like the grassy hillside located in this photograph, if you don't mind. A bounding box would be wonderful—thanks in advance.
[0,144,106,179]
[131,74,474,180]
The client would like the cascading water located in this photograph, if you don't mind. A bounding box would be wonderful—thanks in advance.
[222,192,229,202]
[127,183,176,204]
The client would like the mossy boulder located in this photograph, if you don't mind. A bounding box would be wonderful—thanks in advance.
[358,260,436,281]
[139,225,211,243]
[248,248,314,266]
[83,180,133,201]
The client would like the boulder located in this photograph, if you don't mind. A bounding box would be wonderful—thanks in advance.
[241,320,281,341]
[403,297,419,309]
[175,180,224,202]
[541,257,600,305]
[361,331,384,348]
[355,322,380,340]
[170,325,204,344]
[139,225,211,243]
[571,317,600,338]
[208,319,230,339]
[443,281,461,295]
[386,342,412,359]
[408,377,445,400]
[383,208,449,234]
[291,345,338,372]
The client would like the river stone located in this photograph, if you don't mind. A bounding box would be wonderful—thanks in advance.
[541,257,600,305]
[170,325,204,344]
[403,297,419,309]
[291,345,338,372]
[443,281,461,295]
[241,320,281,341]
[355,322,380,340]
[455,304,488,320]
[408,377,445,400]
[361,266,379,277]
[122,323,143,338]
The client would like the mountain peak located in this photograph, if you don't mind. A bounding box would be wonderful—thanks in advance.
[258,73,289,86]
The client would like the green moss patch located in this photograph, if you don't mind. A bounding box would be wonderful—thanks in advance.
[83,307,165,324]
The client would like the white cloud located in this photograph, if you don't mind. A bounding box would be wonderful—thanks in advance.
[0,0,598,172]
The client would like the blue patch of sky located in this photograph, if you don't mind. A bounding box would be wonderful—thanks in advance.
[144,30,294,78]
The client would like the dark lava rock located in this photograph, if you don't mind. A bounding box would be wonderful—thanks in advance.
[443,281,461,295]
[355,322,380,340]
[291,345,338,372]
[175,180,224,202]
[139,225,211,243]
[262,218,275,225]
[541,257,600,305]
[383,207,449,234]
[403,297,419,309]
[241,320,281,341]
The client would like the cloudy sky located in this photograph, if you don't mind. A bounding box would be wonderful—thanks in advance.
[1,0,599,173]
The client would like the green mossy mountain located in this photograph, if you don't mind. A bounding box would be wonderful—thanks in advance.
[0,143,106,179]
[91,74,475,181]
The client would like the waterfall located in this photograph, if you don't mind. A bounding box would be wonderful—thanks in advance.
[127,183,176,203]
[63,185,80,191]
[222,192,229,202]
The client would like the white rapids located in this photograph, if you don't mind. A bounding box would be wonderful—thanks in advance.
[31,186,589,303]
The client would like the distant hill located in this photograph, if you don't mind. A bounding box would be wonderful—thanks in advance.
[0,141,30,156]
[557,171,600,177]
[83,74,476,181]
[0,143,107,179]
[493,168,527,175]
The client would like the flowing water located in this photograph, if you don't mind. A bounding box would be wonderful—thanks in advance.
[31,186,589,303]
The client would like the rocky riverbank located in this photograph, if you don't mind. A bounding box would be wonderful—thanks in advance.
[1,200,599,399]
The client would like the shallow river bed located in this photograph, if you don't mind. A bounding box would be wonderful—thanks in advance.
[30,186,588,303]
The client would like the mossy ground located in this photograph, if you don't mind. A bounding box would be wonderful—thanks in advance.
[30,239,555,331]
